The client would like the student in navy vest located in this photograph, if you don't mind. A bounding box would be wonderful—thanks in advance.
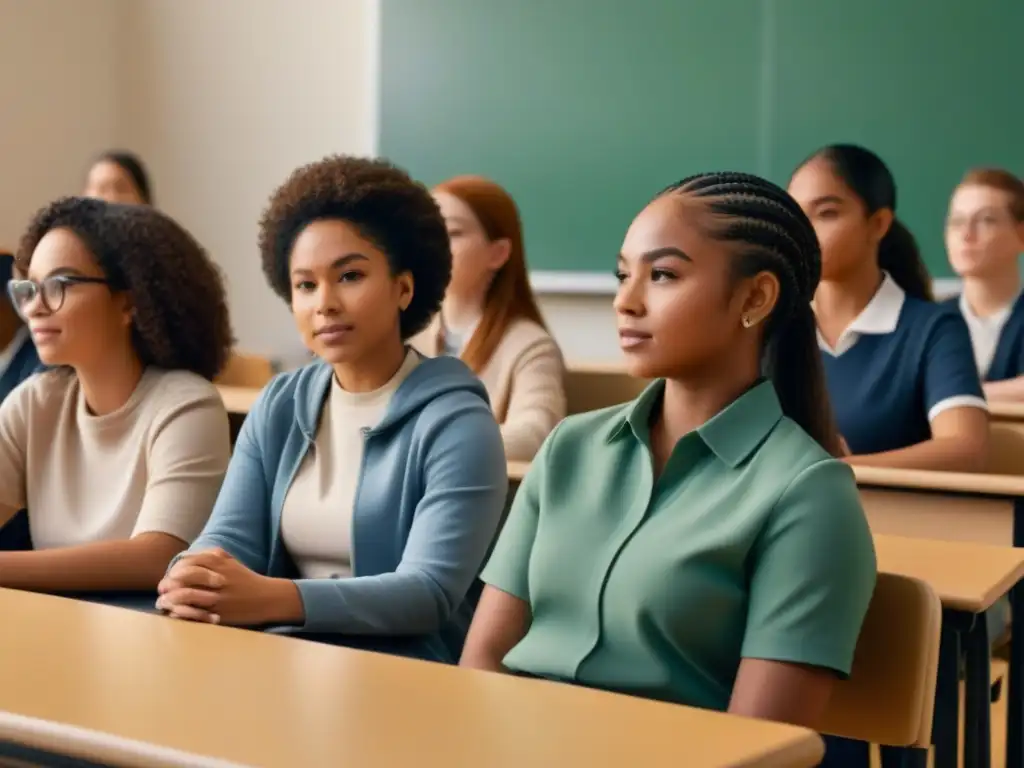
[0,250,41,551]
[945,169,1024,400]
[0,251,41,402]
[788,145,989,472]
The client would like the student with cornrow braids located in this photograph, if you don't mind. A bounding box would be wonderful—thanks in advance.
[790,144,988,471]
[461,172,876,738]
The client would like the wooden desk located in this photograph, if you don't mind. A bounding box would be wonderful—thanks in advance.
[874,534,1024,614]
[0,590,824,768]
[855,469,1024,768]
[216,385,261,415]
[990,402,1024,422]
[852,465,1024,546]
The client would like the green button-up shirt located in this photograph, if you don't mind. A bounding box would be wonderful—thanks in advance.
[482,379,876,710]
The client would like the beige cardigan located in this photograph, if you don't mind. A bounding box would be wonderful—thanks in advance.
[411,316,566,461]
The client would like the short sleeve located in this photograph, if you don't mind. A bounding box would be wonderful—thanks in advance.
[0,379,32,511]
[132,388,231,543]
[741,460,877,676]
[480,425,559,601]
[923,310,987,421]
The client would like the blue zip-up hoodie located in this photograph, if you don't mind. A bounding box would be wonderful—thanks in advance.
[183,353,508,662]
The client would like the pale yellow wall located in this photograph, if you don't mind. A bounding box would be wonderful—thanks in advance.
[116,0,377,361]
[0,0,120,251]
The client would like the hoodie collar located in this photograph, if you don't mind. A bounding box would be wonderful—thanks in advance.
[295,352,488,440]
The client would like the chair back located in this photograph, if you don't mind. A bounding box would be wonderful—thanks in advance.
[216,352,275,388]
[819,573,941,748]
[565,366,648,415]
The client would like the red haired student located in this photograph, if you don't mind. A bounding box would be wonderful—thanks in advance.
[413,176,566,461]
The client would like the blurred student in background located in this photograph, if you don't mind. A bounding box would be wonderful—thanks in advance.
[462,172,875,738]
[945,169,1024,400]
[83,150,152,206]
[413,175,565,461]
[0,250,41,401]
[0,249,42,553]
[158,157,507,663]
[789,144,988,471]
[0,198,231,594]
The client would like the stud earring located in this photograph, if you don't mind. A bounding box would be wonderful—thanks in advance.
[741,315,754,328]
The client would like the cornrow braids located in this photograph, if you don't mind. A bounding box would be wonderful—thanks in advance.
[660,172,842,456]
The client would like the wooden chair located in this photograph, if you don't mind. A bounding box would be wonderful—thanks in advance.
[215,352,275,388]
[564,364,648,415]
[988,422,1024,475]
[818,573,941,758]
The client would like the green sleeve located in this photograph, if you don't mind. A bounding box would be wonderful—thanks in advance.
[741,459,877,676]
[480,424,559,601]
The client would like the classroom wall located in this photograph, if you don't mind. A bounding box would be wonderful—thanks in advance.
[0,0,120,251]
[116,0,377,363]
[0,0,621,363]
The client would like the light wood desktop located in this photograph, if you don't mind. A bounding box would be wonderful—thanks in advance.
[0,589,824,768]
[216,385,261,416]
[990,402,1024,423]
[851,466,1024,546]
[873,534,1024,614]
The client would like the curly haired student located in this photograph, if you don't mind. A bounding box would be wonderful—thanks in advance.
[0,197,233,593]
[158,156,507,664]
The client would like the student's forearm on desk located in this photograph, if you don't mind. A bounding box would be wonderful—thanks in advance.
[846,436,988,472]
[984,377,1024,402]
[0,532,187,592]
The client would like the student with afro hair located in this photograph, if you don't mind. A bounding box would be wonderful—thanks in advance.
[0,197,232,594]
[158,156,507,664]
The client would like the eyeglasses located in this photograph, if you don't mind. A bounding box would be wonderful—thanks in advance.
[946,211,1015,232]
[6,275,110,318]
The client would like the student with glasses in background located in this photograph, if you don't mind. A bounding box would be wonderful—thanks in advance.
[944,169,1024,401]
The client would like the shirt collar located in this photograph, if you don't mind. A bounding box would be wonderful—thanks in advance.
[959,290,1019,328]
[608,379,783,468]
[817,272,905,355]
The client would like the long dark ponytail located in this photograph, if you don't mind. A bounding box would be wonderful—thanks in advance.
[811,144,932,301]
[661,172,842,456]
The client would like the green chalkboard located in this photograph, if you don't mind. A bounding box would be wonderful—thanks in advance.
[380,1,1024,278]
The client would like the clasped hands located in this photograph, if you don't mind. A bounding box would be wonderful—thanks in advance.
[156,547,302,627]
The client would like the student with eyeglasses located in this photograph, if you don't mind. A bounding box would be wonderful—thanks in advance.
[944,169,1024,400]
[0,197,232,596]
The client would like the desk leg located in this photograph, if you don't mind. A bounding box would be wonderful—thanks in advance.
[933,617,961,768]
[1010,580,1024,768]
[963,612,991,768]
[1010,499,1024,768]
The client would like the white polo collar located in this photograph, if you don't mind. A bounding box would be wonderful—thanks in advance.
[959,290,1020,376]
[818,272,906,357]
[959,291,1017,328]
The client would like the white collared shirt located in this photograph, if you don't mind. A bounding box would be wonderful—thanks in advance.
[817,273,906,357]
[958,292,1018,378]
